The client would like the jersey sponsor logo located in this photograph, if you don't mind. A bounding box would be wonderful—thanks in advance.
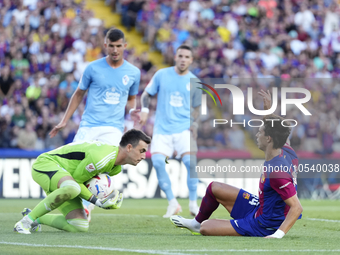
[243,192,250,200]
[122,75,129,85]
[279,182,290,189]
[103,88,121,104]
[86,163,96,172]
[169,91,184,107]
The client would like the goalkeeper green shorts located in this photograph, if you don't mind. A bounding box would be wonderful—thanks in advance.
[32,155,83,216]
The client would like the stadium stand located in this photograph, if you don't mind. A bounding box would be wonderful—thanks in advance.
[1,0,340,163]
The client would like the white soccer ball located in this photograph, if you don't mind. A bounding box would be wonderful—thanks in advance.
[85,174,114,199]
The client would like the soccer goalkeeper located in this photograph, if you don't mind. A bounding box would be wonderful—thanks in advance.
[14,129,151,234]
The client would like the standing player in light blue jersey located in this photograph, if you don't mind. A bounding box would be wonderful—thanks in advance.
[140,45,202,218]
[49,28,141,221]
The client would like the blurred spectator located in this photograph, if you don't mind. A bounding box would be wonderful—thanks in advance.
[0,65,14,100]
[17,121,37,150]
[290,128,303,152]
[316,123,334,157]
[11,103,26,128]
[26,76,41,101]
[197,121,216,150]
[294,3,315,33]
[12,4,28,27]
[59,73,77,98]
[11,51,29,77]
[122,0,145,31]
[214,127,230,150]
[258,0,277,19]
[228,125,245,150]
[303,116,322,152]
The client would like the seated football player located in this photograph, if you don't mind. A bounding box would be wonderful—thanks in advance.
[170,115,303,238]
[14,129,150,234]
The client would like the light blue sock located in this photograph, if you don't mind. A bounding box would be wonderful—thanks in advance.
[152,154,174,200]
[182,154,198,201]
[82,199,90,208]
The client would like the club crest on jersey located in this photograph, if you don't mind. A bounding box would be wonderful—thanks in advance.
[243,192,250,200]
[86,163,96,172]
[261,173,265,183]
[122,75,129,85]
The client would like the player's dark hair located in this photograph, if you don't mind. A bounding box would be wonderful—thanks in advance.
[262,114,291,149]
[105,28,125,42]
[176,45,192,53]
[120,129,151,148]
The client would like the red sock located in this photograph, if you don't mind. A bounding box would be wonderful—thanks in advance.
[195,182,219,223]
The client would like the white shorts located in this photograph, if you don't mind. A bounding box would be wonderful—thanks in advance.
[150,129,197,158]
[73,126,123,146]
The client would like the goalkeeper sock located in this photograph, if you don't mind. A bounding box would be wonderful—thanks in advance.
[82,198,91,208]
[152,154,174,200]
[182,154,198,201]
[195,182,219,223]
[28,180,81,220]
[37,215,89,232]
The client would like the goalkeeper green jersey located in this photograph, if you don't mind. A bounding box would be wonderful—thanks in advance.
[35,141,121,199]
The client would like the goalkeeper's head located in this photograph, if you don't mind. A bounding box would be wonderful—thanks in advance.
[118,129,151,166]
[256,114,291,152]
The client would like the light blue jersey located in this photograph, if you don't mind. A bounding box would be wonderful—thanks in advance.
[145,67,201,135]
[78,58,140,132]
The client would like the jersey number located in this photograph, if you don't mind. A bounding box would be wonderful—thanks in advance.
[249,197,259,206]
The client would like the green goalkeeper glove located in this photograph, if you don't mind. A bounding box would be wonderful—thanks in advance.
[89,190,123,209]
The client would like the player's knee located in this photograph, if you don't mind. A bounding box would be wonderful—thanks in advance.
[209,181,224,195]
[152,155,166,170]
[60,180,81,200]
[187,178,198,191]
[199,221,211,236]
[67,218,89,232]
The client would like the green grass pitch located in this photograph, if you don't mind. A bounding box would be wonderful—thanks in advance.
[0,199,339,255]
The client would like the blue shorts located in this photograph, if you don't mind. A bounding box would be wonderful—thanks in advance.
[229,189,276,237]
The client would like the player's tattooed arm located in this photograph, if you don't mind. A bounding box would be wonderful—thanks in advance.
[141,91,151,109]
[190,106,200,140]
[140,91,151,126]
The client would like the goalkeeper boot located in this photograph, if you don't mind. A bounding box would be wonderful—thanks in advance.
[14,215,33,234]
[163,203,182,218]
[21,208,41,232]
[170,215,201,235]
[85,203,95,222]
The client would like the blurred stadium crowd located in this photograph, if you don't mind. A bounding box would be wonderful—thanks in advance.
[1,0,340,156]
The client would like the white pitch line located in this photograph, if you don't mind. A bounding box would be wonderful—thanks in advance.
[306,218,340,223]
[0,242,195,255]
[0,212,159,217]
[171,250,340,253]
[94,214,158,217]
[0,242,340,254]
